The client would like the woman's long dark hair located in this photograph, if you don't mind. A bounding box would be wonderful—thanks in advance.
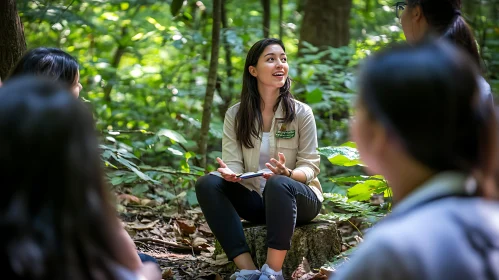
[358,40,497,198]
[0,77,122,279]
[236,38,295,149]
[8,48,79,87]
[407,0,481,67]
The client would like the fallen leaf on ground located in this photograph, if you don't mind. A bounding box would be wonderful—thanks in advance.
[128,220,160,230]
[150,227,164,238]
[117,194,140,205]
[162,268,174,279]
[192,237,208,248]
[198,256,230,266]
[176,219,196,235]
[291,257,311,279]
[186,208,203,215]
[198,222,213,236]
[141,198,158,207]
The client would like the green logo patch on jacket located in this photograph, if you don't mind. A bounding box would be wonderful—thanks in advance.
[275,123,295,139]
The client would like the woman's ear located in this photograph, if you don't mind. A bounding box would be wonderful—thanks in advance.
[249,66,257,77]
[412,5,424,23]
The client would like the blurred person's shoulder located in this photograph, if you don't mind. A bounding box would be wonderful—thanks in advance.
[360,197,499,278]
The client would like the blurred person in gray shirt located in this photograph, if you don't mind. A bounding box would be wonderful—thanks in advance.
[333,40,499,280]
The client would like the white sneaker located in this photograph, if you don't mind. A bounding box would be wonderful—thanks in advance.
[230,269,262,280]
[259,264,285,280]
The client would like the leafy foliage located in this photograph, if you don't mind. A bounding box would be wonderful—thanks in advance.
[16,0,497,210]
[317,142,363,167]
[318,142,391,206]
[319,193,384,222]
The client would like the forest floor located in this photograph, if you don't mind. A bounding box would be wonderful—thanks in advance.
[117,194,363,280]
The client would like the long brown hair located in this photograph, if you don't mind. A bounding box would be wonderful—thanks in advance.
[235,38,295,149]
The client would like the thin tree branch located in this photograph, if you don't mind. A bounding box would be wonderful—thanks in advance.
[103,130,192,153]
[109,166,201,177]
[133,237,208,253]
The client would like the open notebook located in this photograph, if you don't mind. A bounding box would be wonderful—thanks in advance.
[209,170,266,179]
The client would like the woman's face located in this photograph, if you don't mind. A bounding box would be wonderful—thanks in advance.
[249,44,289,92]
[71,70,82,98]
[400,2,426,44]
[350,99,384,175]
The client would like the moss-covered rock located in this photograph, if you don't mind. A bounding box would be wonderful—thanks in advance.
[214,220,342,278]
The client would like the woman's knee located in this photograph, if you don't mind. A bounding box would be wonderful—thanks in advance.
[195,174,224,196]
[265,175,293,197]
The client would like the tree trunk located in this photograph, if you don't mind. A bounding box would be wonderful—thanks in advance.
[279,0,284,40]
[364,0,373,15]
[218,0,235,120]
[297,0,353,137]
[104,48,126,102]
[198,0,222,169]
[0,0,27,80]
[262,0,271,38]
[299,0,352,51]
[214,221,342,278]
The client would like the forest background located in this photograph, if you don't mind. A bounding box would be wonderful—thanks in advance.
[1,0,498,223]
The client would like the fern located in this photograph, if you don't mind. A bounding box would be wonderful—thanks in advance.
[320,193,385,221]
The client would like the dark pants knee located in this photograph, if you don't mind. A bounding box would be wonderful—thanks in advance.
[194,174,264,260]
[195,174,227,208]
[196,174,221,196]
[263,175,321,250]
[264,175,294,200]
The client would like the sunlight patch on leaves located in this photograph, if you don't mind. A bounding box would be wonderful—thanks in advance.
[318,145,363,167]
[157,129,187,144]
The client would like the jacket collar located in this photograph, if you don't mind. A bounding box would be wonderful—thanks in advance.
[392,171,474,216]
[274,98,286,119]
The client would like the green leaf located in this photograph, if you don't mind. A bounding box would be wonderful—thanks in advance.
[186,189,198,206]
[170,0,184,16]
[132,184,150,196]
[318,146,362,166]
[102,150,113,160]
[180,159,190,173]
[158,189,176,200]
[110,176,124,186]
[341,141,357,148]
[347,180,389,201]
[330,175,369,183]
[168,147,184,156]
[116,157,160,184]
[305,88,323,104]
[157,129,187,144]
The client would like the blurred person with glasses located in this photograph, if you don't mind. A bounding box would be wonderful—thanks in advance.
[395,0,493,104]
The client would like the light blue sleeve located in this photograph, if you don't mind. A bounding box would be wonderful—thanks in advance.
[332,232,420,280]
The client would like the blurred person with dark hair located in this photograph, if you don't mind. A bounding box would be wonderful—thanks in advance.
[0,77,161,280]
[395,0,493,103]
[6,47,159,271]
[333,41,499,279]
[8,47,82,97]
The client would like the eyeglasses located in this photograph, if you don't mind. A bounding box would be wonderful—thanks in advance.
[395,2,407,19]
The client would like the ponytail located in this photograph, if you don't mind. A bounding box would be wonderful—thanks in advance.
[443,13,482,69]
[406,0,484,70]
